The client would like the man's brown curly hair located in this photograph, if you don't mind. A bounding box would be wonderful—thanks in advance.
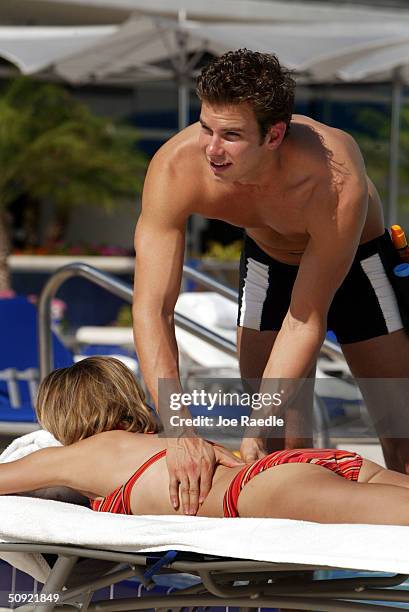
[196,49,296,140]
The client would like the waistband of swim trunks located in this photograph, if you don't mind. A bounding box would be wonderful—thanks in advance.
[355,229,391,261]
[244,229,394,270]
[244,229,391,265]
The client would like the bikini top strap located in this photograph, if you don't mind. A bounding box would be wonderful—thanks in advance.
[120,440,226,514]
[121,448,167,514]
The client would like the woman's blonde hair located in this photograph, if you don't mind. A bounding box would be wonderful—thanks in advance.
[36,356,158,445]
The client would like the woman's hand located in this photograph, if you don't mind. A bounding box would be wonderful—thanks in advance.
[166,437,242,515]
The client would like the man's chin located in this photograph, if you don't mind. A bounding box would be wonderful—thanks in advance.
[210,168,235,182]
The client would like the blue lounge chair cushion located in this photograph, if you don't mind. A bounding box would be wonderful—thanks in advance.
[0,297,73,422]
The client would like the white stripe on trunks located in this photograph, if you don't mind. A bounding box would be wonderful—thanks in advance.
[239,257,269,330]
[360,253,403,333]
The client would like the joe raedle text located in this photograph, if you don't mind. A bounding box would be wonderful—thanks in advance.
[169,415,285,428]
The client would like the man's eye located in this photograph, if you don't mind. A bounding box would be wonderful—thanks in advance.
[226,132,239,137]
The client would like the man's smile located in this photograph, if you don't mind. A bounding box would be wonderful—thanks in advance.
[209,160,232,172]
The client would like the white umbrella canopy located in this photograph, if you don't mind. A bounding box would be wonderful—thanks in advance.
[55,14,211,128]
[182,20,409,83]
[55,15,198,84]
[3,13,409,90]
[0,25,117,75]
[53,17,409,86]
[337,42,409,82]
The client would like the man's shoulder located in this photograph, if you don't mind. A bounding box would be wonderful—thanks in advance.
[289,115,363,189]
[291,114,358,154]
[292,114,349,136]
[151,122,203,176]
[143,123,207,215]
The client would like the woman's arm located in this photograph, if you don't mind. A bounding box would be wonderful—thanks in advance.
[0,447,70,494]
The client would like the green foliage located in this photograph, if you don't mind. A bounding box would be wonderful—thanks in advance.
[203,240,242,261]
[0,78,147,212]
[353,105,409,211]
[115,304,133,327]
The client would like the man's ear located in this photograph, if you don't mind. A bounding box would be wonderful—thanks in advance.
[264,122,287,150]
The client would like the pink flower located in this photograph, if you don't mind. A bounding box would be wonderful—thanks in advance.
[0,289,16,299]
[51,298,67,319]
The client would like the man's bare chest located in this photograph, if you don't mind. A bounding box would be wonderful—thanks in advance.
[195,186,310,260]
[200,186,305,227]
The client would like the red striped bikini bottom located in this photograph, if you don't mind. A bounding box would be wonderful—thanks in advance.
[223,448,363,517]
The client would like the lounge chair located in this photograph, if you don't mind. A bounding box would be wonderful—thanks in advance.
[1,494,409,611]
[0,297,72,434]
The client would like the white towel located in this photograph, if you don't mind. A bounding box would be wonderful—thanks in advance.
[0,433,76,581]
[0,430,87,505]
[0,430,58,583]
[1,496,409,584]
[0,430,61,463]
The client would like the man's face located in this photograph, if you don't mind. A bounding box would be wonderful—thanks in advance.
[198,101,273,184]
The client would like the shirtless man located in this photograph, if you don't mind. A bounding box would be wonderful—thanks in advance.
[133,49,409,516]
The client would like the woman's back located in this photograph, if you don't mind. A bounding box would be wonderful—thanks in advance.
[63,430,241,517]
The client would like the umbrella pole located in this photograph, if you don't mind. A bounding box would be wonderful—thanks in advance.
[179,75,201,260]
[387,68,402,225]
[176,9,202,260]
[178,78,189,130]
[179,77,202,256]
[177,9,190,132]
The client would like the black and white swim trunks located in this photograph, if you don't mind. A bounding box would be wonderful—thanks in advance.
[237,230,404,344]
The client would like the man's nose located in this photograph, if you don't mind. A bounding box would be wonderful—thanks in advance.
[207,135,224,156]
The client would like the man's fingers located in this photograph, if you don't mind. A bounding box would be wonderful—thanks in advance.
[218,455,245,467]
[179,477,191,515]
[240,438,268,463]
[199,461,213,505]
[168,475,180,510]
[185,462,200,514]
[241,449,267,463]
[187,480,200,515]
[241,451,258,463]
[215,448,245,467]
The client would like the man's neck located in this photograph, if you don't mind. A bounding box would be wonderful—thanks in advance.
[233,141,290,192]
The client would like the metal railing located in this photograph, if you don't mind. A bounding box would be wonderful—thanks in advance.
[38,262,241,380]
[38,261,343,380]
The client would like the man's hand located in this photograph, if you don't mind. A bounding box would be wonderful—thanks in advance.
[240,437,268,463]
[166,437,242,515]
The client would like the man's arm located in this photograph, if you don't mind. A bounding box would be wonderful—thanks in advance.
[266,133,368,378]
[132,155,187,409]
[133,151,240,514]
[241,134,368,458]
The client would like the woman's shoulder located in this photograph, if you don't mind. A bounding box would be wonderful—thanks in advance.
[61,431,163,493]
[69,430,161,455]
